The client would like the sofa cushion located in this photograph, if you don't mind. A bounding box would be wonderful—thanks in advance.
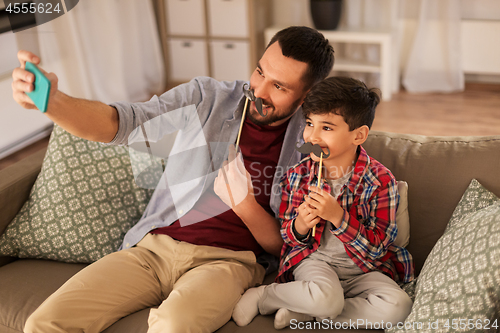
[387,179,500,332]
[0,259,86,332]
[0,125,153,263]
[0,259,377,333]
[363,132,500,274]
[0,149,45,238]
[0,259,153,333]
[394,181,410,248]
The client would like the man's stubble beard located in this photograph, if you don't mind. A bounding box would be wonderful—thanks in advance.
[246,98,303,126]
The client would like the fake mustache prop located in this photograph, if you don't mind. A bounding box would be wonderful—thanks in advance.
[242,83,267,117]
[296,141,330,239]
[295,142,331,158]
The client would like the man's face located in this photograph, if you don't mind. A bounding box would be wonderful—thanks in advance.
[248,42,309,126]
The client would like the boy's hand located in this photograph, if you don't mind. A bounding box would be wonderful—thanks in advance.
[294,201,321,236]
[305,186,344,228]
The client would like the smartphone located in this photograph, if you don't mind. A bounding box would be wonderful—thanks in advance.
[25,61,51,113]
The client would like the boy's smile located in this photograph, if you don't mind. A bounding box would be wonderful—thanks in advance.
[303,113,361,179]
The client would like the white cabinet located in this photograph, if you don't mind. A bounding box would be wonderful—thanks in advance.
[210,40,250,81]
[166,0,206,36]
[168,38,209,81]
[207,0,249,38]
[162,0,270,84]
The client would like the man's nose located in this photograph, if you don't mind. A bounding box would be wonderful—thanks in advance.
[253,82,269,101]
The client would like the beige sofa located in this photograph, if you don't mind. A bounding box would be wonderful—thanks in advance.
[1,130,499,333]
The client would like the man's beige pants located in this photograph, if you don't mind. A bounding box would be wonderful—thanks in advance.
[24,234,265,333]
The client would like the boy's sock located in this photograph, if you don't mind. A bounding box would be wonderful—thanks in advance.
[274,308,314,329]
[232,285,266,326]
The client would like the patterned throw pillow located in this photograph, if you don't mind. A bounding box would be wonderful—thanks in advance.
[446,178,500,229]
[0,125,154,263]
[387,179,500,332]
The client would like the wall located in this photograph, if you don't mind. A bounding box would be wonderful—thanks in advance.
[0,27,50,160]
[271,0,500,30]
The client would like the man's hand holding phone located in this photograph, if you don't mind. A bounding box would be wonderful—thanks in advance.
[11,50,119,143]
[12,50,58,112]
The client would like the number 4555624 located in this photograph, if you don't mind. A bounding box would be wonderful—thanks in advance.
[6,2,61,14]
[444,319,498,330]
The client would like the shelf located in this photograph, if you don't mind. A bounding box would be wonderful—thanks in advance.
[317,27,392,44]
[334,58,381,73]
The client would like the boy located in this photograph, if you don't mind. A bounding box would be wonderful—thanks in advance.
[232,77,414,329]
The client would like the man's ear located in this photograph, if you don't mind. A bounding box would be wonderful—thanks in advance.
[353,125,369,145]
[299,86,312,106]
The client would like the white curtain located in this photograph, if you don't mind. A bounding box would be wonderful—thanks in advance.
[401,0,464,92]
[36,0,165,104]
[272,0,464,94]
[341,0,464,93]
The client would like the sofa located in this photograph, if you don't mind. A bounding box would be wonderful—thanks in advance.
[1,130,499,333]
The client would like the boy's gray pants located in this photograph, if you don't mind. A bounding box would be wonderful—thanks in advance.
[258,259,413,328]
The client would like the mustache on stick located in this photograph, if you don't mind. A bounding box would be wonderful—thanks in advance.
[243,84,267,117]
[295,142,331,158]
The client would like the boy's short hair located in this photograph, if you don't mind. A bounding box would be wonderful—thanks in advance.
[302,77,381,130]
[267,26,334,91]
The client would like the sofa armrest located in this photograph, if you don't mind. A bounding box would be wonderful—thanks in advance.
[0,148,46,237]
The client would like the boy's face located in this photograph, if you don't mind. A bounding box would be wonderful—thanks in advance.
[303,112,359,167]
[248,42,309,126]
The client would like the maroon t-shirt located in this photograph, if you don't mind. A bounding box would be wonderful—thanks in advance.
[150,116,289,256]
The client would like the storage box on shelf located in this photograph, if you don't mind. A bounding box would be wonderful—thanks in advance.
[163,0,270,85]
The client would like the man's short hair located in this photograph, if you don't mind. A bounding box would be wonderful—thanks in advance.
[267,26,334,90]
[302,76,381,130]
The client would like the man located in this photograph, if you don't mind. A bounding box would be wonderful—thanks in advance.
[12,26,334,333]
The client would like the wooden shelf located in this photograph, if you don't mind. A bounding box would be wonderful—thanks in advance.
[334,58,381,73]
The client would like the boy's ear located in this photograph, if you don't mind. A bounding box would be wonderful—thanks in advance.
[353,125,369,145]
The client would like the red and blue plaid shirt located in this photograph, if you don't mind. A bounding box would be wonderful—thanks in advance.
[277,146,414,284]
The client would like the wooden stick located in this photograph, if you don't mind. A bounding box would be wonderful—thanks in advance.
[220,97,250,209]
[220,165,236,208]
[312,152,323,237]
[236,98,250,149]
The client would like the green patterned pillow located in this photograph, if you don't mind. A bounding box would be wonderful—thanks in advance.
[400,279,417,303]
[0,125,154,263]
[446,178,500,230]
[387,179,500,332]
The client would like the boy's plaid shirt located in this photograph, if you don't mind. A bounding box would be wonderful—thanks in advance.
[276,146,414,284]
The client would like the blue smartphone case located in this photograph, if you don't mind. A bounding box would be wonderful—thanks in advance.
[25,62,51,113]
